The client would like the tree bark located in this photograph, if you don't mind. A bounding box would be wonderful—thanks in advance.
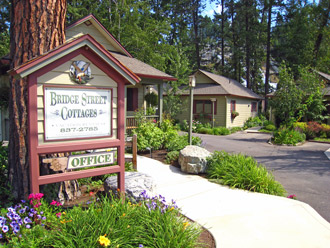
[9,0,66,199]
[265,1,272,112]
[245,0,251,89]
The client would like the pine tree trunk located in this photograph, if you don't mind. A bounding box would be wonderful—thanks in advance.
[9,0,66,199]
[265,2,272,112]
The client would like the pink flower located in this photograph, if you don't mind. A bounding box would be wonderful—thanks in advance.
[56,212,62,218]
[50,200,57,206]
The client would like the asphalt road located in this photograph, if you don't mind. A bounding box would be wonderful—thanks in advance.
[196,131,330,223]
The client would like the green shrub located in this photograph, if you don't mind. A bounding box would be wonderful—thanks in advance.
[243,116,265,129]
[165,151,180,164]
[133,121,164,151]
[166,134,201,152]
[230,127,243,133]
[273,127,306,145]
[264,124,276,131]
[213,127,230,135]
[206,151,286,196]
[0,142,12,208]
[180,120,189,131]
[198,127,213,134]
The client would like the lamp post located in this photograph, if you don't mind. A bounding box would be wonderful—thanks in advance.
[210,98,216,128]
[188,75,196,145]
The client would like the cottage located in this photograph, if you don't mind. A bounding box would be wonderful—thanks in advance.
[176,70,263,128]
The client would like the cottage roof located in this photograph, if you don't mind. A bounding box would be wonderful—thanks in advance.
[111,53,176,81]
[179,70,262,100]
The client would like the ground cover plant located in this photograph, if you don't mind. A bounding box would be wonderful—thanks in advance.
[206,151,286,196]
[0,192,202,248]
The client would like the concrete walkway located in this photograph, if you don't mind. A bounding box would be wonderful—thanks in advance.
[137,155,330,248]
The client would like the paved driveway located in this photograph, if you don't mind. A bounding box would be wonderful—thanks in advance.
[196,131,330,223]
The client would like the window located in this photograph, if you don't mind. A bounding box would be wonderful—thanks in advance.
[251,102,257,112]
[193,100,217,115]
[230,100,236,112]
[127,88,138,111]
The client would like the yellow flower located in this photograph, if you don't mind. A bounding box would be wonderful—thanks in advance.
[169,207,175,211]
[98,235,110,247]
[62,212,66,215]
[183,222,190,229]
[127,225,130,228]
[122,213,126,217]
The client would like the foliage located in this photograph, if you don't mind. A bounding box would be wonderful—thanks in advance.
[273,127,306,145]
[144,92,158,107]
[0,142,13,208]
[166,134,201,152]
[165,151,180,164]
[243,116,264,129]
[271,65,326,126]
[213,127,231,136]
[198,127,213,135]
[231,111,239,119]
[2,193,202,247]
[206,151,286,196]
[230,127,243,133]
[133,121,164,151]
[294,121,330,140]
[264,124,276,132]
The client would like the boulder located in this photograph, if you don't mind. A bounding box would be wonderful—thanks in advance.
[104,172,157,202]
[179,145,211,174]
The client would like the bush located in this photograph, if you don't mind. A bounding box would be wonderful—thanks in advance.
[133,121,164,151]
[294,121,330,140]
[213,127,230,135]
[206,151,286,196]
[264,124,276,131]
[230,127,243,133]
[165,151,180,164]
[0,143,12,208]
[198,127,213,134]
[166,134,201,152]
[273,127,306,145]
[243,117,262,128]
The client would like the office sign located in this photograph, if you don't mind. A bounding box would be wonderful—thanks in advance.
[67,151,116,170]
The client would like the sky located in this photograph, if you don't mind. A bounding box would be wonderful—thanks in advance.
[202,1,222,18]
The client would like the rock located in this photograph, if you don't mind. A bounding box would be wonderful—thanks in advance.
[179,145,211,174]
[104,172,157,202]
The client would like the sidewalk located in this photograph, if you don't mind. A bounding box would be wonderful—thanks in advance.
[137,155,330,248]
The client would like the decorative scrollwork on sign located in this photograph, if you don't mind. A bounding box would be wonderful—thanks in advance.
[69,60,92,84]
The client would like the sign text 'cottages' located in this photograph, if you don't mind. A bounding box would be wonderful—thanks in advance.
[44,86,112,140]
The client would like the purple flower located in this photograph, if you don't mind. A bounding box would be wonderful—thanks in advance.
[13,225,20,233]
[19,208,26,214]
[26,224,31,229]
[139,245,144,247]
[2,225,9,233]
[42,216,46,220]
[24,217,32,224]
[21,200,26,203]
[37,215,41,219]
[13,214,20,220]
[28,213,34,218]
[6,212,13,220]
[0,233,2,239]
